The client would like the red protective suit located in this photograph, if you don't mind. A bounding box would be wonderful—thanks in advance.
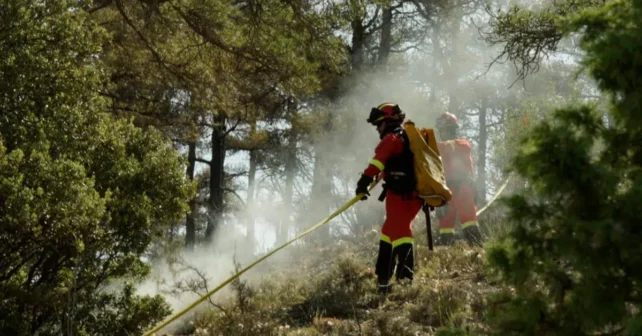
[363,131,423,245]
[436,139,479,234]
[363,129,423,291]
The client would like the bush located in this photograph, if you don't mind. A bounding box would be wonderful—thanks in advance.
[485,0,642,334]
[0,1,194,334]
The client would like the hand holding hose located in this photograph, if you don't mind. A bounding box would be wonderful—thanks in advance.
[355,174,373,200]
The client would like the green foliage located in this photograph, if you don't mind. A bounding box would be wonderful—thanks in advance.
[89,0,349,247]
[0,0,194,334]
[486,0,642,334]
[94,0,346,127]
[484,0,605,81]
[73,283,172,336]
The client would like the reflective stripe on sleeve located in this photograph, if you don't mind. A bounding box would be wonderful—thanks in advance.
[369,159,385,171]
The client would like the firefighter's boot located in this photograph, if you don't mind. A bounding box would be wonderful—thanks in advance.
[378,282,392,294]
[437,232,455,246]
[463,225,483,247]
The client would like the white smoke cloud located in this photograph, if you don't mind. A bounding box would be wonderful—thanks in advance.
[134,0,593,332]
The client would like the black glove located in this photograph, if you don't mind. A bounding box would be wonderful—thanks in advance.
[355,174,373,201]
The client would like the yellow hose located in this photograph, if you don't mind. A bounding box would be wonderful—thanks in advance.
[476,172,514,217]
[144,172,513,335]
[142,178,382,336]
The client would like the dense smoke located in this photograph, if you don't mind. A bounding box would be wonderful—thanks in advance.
[134,0,593,330]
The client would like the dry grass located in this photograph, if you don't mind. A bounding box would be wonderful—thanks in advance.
[158,239,504,336]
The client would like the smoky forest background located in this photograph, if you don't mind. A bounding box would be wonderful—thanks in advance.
[1,0,641,335]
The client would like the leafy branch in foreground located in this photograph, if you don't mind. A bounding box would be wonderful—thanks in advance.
[0,1,194,335]
[486,0,642,334]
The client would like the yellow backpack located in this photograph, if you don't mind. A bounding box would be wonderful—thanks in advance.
[402,120,452,207]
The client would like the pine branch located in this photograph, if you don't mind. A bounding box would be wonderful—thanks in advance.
[195,158,211,165]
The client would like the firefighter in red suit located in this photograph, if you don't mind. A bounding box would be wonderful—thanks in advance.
[435,112,483,246]
[355,102,423,294]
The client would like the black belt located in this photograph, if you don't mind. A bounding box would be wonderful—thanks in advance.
[378,183,415,202]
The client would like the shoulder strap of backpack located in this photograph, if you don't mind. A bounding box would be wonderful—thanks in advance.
[399,129,411,155]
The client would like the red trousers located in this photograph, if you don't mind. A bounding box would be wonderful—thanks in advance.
[380,190,423,244]
[438,183,478,233]
[376,190,423,289]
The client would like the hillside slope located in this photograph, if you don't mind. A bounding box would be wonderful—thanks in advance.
[158,239,501,336]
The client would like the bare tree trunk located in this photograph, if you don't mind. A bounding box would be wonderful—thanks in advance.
[446,4,464,118]
[185,141,197,250]
[351,19,365,70]
[348,0,372,71]
[378,5,393,67]
[281,115,297,244]
[206,113,226,241]
[309,144,333,242]
[430,21,442,105]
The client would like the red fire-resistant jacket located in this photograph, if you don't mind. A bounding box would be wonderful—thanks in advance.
[363,132,404,178]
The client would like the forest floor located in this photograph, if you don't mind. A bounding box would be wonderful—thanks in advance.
[158,231,505,336]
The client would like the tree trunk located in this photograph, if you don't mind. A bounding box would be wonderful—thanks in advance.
[246,127,257,251]
[351,18,365,70]
[281,114,297,244]
[477,100,488,206]
[446,4,464,118]
[185,141,197,250]
[349,0,367,71]
[206,112,226,241]
[430,21,442,105]
[309,142,333,242]
[378,5,393,67]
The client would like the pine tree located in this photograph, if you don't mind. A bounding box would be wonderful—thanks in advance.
[485,0,642,334]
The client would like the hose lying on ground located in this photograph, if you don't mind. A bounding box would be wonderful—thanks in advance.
[144,173,515,335]
[143,178,383,336]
